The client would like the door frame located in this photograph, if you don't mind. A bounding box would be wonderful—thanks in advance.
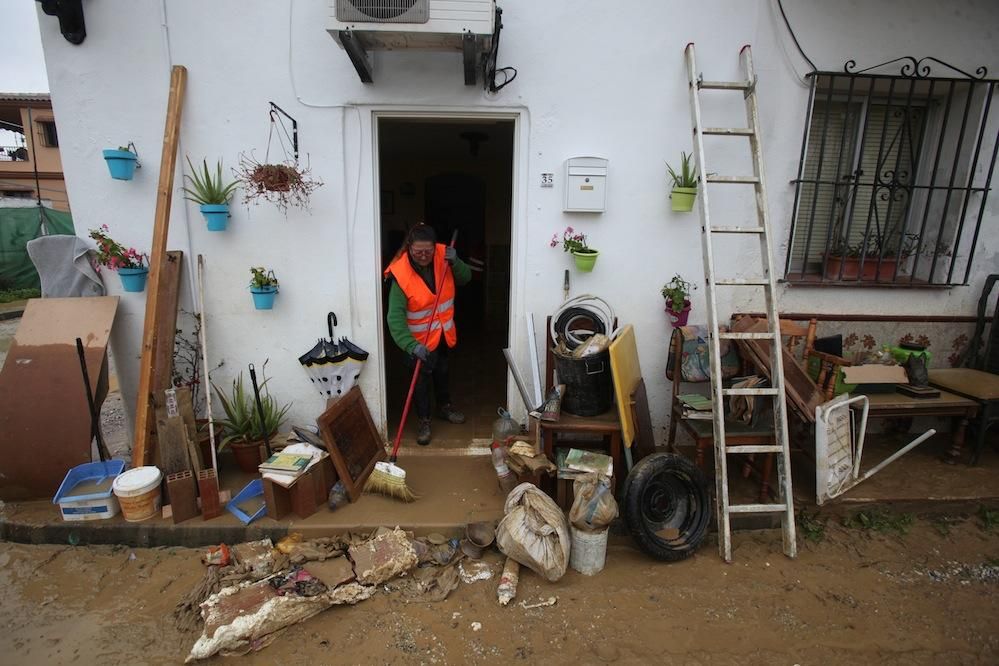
[369,108,527,437]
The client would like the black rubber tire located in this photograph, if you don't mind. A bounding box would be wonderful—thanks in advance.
[623,452,712,561]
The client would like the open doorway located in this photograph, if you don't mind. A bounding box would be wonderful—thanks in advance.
[378,117,515,445]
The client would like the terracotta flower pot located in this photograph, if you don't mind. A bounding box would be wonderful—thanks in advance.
[230,439,267,473]
[824,255,899,281]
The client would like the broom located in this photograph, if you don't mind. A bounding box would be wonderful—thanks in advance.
[366,230,458,502]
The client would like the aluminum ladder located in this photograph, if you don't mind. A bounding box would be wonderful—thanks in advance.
[684,43,797,561]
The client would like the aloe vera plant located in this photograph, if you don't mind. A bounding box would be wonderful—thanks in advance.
[666,152,699,189]
[212,369,290,449]
[182,156,240,205]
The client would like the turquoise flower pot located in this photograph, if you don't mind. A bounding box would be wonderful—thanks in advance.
[103,149,138,180]
[200,204,229,231]
[250,285,278,310]
[118,267,149,293]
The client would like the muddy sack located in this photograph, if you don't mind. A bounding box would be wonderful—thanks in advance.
[496,483,570,582]
[569,473,618,533]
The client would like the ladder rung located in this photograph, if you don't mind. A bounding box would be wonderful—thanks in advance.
[722,387,780,396]
[710,225,765,234]
[727,445,783,454]
[728,503,789,514]
[702,127,754,136]
[715,279,770,286]
[706,175,760,184]
[698,80,752,91]
[718,331,776,340]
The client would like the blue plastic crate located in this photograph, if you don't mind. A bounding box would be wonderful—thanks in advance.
[52,460,126,521]
[226,478,266,525]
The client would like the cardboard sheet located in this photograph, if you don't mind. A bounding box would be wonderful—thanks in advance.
[0,297,119,499]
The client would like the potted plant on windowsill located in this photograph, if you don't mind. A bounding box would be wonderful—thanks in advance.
[822,212,925,282]
[89,225,150,292]
[662,274,693,327]
[213,368,290,473]
[249,266,279,309]
[182,157,240,231]
[103,144,139,180]
[551,226,599,272]
[667,151,699,213]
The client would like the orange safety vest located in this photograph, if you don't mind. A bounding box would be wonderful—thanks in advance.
[384,243,457,351]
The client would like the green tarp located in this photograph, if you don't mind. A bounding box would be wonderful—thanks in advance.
[0,206,75,289]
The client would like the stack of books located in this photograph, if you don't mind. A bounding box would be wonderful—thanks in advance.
[258,444,328,488]
[557,448,614,480]
[677,393,713,420]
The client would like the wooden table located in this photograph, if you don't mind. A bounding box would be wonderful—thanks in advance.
[855,389,979,463]
[929,368,999,464]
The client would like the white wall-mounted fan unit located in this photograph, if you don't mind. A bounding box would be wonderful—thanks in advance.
[327,0,496,84]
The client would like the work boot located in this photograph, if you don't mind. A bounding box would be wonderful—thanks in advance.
[439,404,466,424]
[416,418,432,446]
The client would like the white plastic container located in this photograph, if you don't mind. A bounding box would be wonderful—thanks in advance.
[569,527,608,575]
[112,466,163,522]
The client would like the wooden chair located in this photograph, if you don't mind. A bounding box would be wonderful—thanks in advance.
[806,349,852,400]
[540,316,624,507]
[666,318,817,500]
[928,274,999,464]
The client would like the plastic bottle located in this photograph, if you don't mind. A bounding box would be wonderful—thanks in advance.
[491,443,518,494]
[492,407,519,446]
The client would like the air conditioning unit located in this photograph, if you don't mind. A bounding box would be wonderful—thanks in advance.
[327,0,496,84]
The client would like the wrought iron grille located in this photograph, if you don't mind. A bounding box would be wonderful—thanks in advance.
[784,57,999,286]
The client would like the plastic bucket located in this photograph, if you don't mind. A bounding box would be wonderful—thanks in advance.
[200,203,229,231]
[251,286,277,310]
[112,466,163,522]
[118,267,148,293]
[103,149,138,180]
[569,527,608,575]
[553,348,613,416]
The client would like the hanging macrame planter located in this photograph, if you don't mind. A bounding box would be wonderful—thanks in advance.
[234,102,323,213]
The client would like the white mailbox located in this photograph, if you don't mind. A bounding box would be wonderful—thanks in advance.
[564,156,607,213]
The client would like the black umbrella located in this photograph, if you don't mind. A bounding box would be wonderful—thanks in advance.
[298,312,369,399]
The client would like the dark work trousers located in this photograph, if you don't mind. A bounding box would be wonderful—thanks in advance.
[404,344,451,420]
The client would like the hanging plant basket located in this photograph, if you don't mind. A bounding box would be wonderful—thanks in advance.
[235,153,323,213]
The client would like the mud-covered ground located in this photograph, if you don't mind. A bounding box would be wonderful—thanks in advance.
[1,514,997,665]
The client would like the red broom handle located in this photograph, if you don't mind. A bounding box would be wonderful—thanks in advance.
[390,230,458,463]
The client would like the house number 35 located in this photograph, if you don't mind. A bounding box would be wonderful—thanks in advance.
[540,173,554,187]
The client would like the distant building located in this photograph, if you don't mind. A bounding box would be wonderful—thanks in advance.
[0,93,69,211]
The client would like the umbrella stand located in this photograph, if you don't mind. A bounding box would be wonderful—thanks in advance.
[248,363,273,459]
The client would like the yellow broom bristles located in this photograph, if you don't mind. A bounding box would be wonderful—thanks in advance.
[364,461,417,502]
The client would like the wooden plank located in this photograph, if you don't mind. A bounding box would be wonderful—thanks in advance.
[629,378,656,463]
[176,386,202,471]
[609,324,642,447]
[132,64,187,467]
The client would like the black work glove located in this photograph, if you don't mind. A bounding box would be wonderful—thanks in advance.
[445,246,457,265]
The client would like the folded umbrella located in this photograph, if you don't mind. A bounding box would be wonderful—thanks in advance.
[299,312,369,399]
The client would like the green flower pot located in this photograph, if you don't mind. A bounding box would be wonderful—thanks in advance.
[572,250,599,272]
[671,187,697,212]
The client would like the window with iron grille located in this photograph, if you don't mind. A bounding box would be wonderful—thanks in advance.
[784,57,999,287]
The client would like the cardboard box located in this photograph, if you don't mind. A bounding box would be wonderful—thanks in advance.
[841,364,909,393]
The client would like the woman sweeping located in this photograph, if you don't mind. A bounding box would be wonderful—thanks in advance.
[384,224,472,445]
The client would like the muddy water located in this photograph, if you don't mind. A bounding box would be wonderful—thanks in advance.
[62,477,114,498]
[1,518,998,664]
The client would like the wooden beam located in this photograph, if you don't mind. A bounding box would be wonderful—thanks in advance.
[132,65,187,467]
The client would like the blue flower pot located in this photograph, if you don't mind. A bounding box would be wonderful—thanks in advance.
[103,149,138,180]
[250,285,278,310]
[118,267,149,293]
[200,204,229,231]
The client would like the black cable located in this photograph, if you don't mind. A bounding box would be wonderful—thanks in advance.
[483,7,517,93]
[776,0,817,72]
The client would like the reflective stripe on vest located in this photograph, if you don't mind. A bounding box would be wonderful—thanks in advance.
[408,318,455,334]
[406,298,454,323]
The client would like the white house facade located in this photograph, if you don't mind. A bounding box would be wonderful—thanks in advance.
[36,0,999,443]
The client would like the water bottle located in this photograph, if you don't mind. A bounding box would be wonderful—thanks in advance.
[491,408,519,493]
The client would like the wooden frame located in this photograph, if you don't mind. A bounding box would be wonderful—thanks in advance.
[317,386,385,502]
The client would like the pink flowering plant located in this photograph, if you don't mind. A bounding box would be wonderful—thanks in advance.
[88,225,148,272]
[550,226,596,254]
